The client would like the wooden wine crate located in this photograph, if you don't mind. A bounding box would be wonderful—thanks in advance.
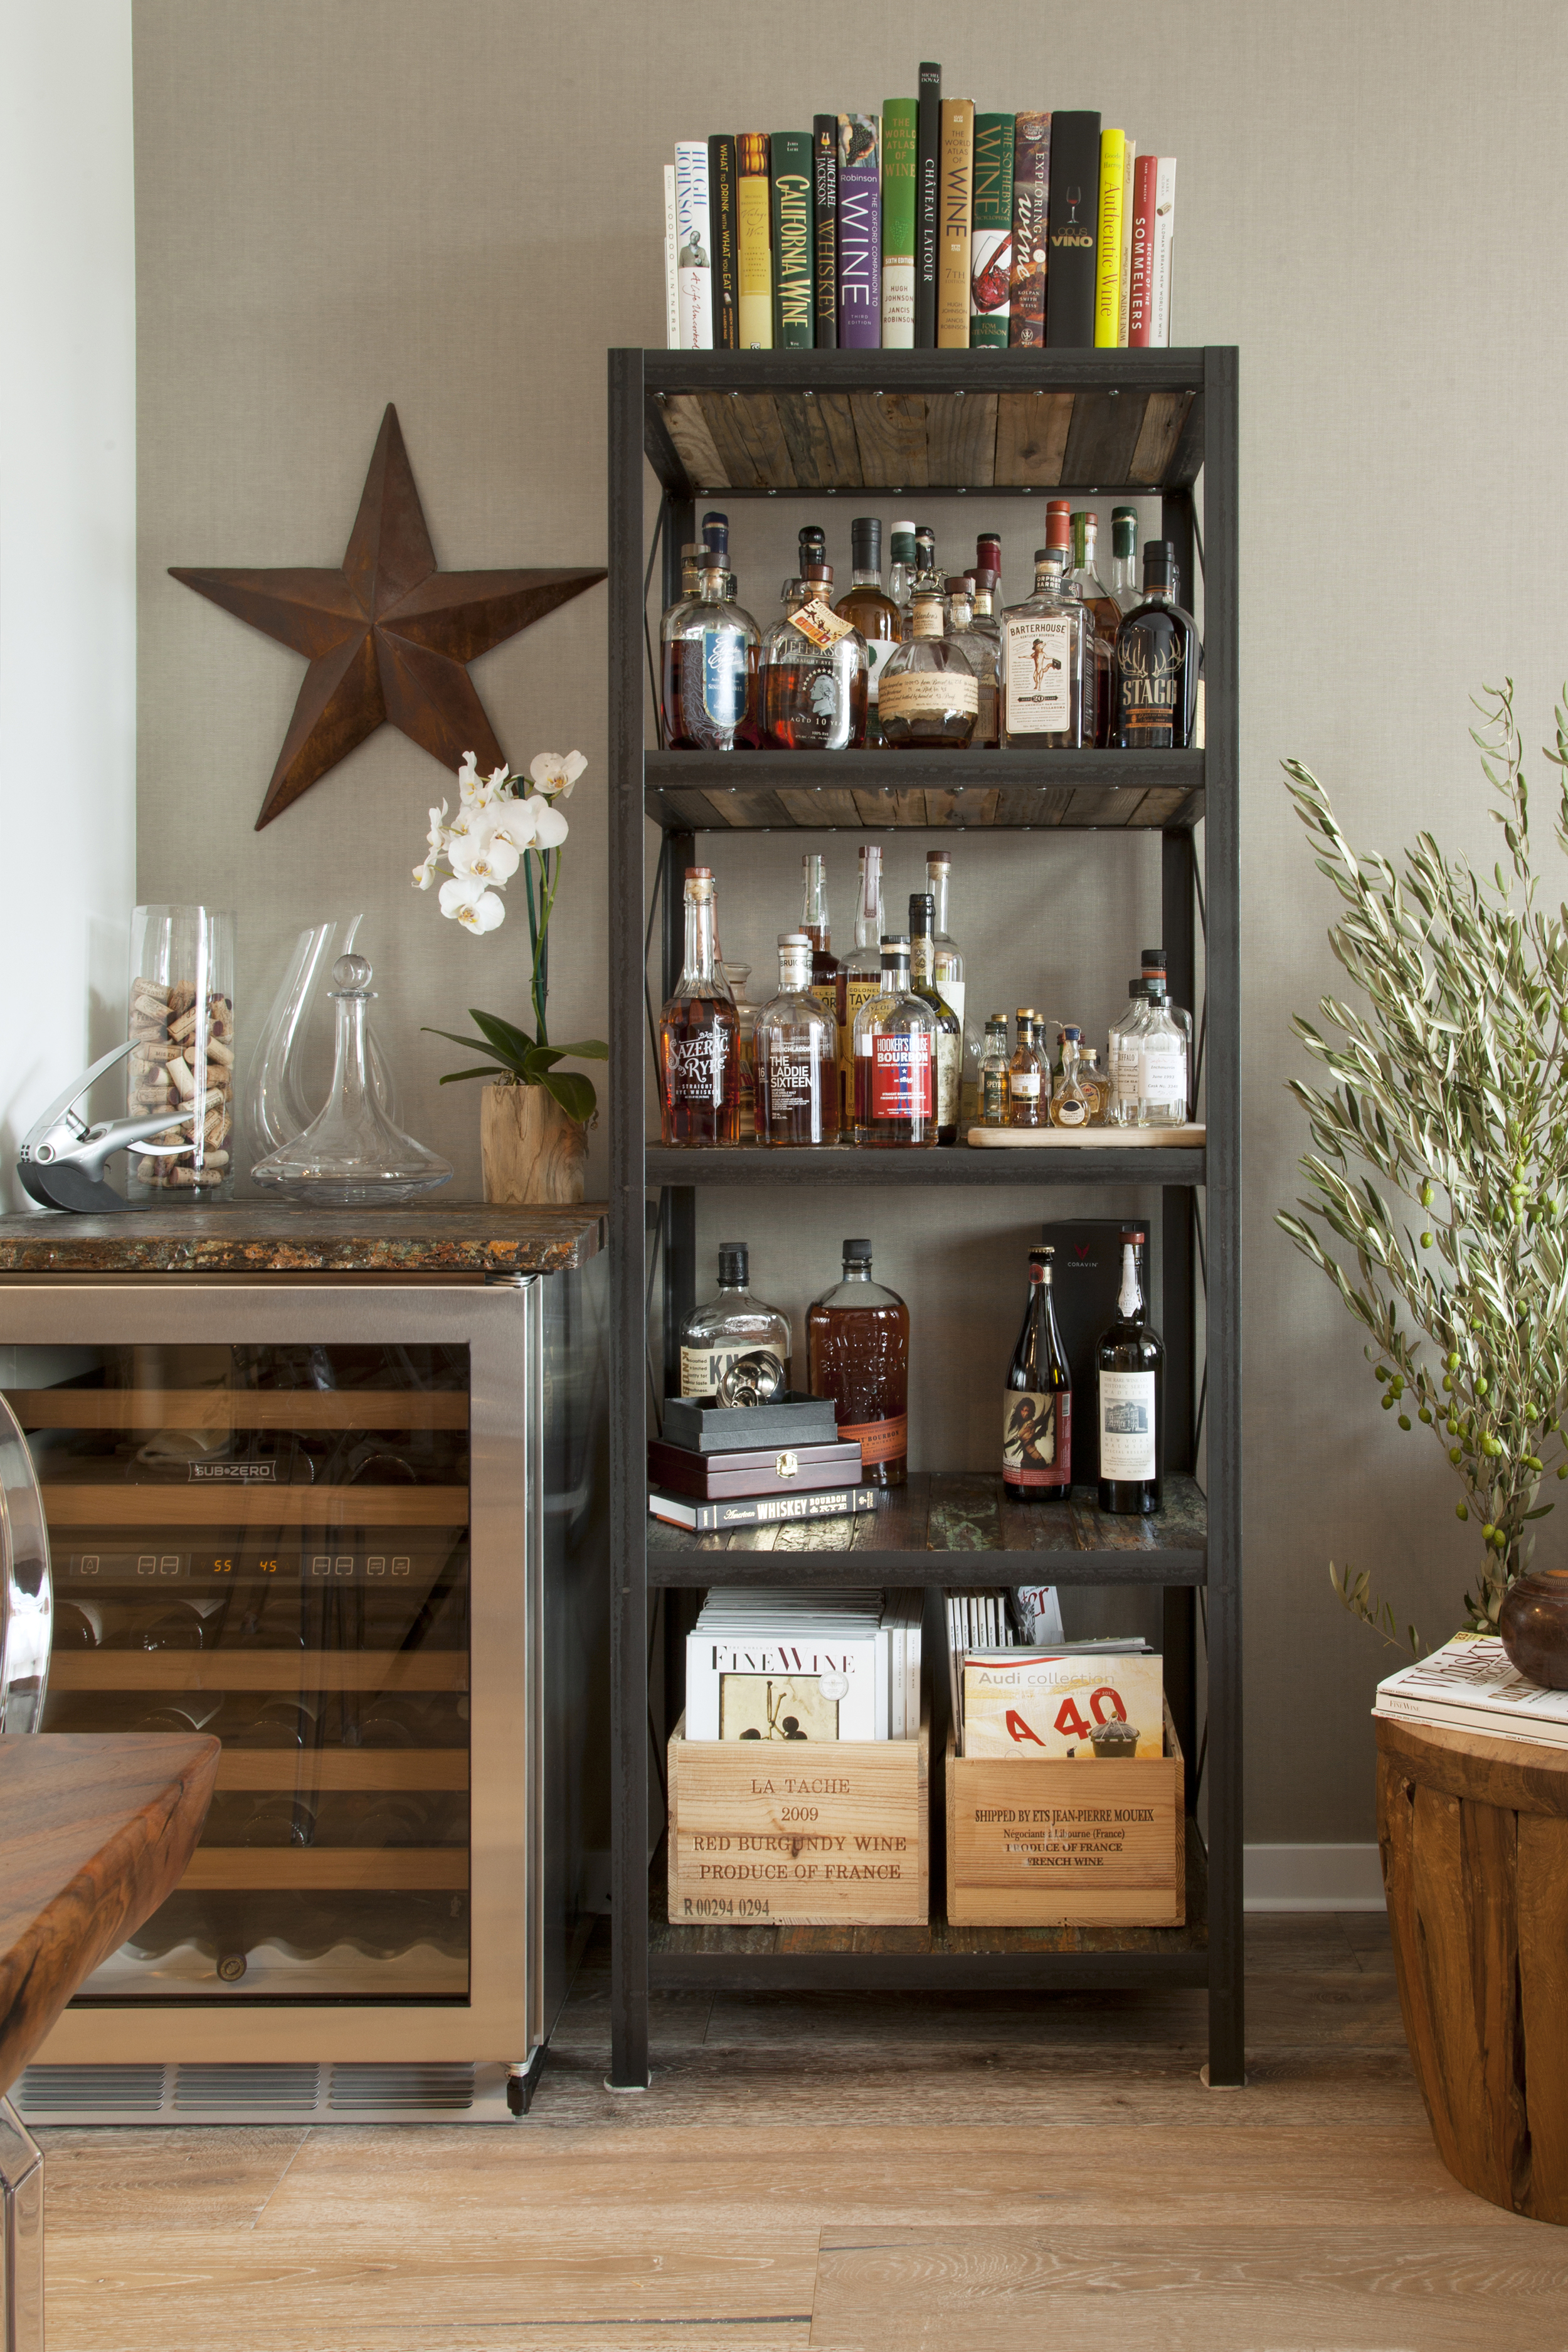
[667,1706,929,1928]
[946,1699,1185,1927]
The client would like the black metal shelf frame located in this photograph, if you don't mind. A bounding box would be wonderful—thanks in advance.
[608,346,1241,2087]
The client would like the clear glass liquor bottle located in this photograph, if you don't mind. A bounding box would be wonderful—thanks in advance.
[755,933,839,1147]
[657,867,741,1145]
[1007,1010,1044,1128]
[1140,946,1194,1088]
[807,1237,911,1487]
[657,540,703,743]
[980,1014,1012,1125]
[1004,1247,1073,1503]
[834,517,903,746]
[1066,512,1120,750]
[719,959,760,1139]
[662,513,761,750]
[887,521,918,619]
[852,936,938,1148]
[679,1242,792,1398]
[1096,1227,1164,1514]
[898,525,940,635]
[1106,980,1152,1128]
[837,843,885,1127]
[1000,544,1089,750]
[945,575,1000,748]
[924,848,975,1120]
[800,852,842,1029]
[879,590,978,749]
[1078,1047,1107,1124]
[1136,980,1189,1127]
[970,565,1002,646]
[1110,506,1141,617]
[908,892,962,1146]
[1114,541,1204,751]
[760,556,867,750]
[1050,1025,1092,1128]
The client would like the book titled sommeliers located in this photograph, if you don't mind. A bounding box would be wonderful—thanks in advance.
[1374,1633,1568,1752]
[650,1485,876,1534]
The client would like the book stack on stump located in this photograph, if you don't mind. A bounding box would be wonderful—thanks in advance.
[649,1391,867,1533]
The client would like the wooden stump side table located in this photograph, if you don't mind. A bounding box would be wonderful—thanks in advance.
[1376,1712,1568,2223]
[0,1734,219,2349]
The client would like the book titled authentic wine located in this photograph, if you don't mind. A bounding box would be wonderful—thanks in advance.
[881,97,917,347]
[968,111,1014,348]
[1044,109,1101,347]
[836,114,881,349]
[914,61,941,347]
[736,132,773,349]
[1117,137,1138,346]
[1009,112,1049,347]
[936,97,974,347]
[963,1650,1165,1760]
[770,132,813,348]
[674,141,714,350]
[708,135,738,349]
[1093,127,1126,348]
[812,114,838,347]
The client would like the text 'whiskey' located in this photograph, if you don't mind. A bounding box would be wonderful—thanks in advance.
[658,867,740,1146]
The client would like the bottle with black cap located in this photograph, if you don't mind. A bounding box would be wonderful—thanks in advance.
[1004,1247,1073,1503]
[1113,540,1203,750]
[676,1244,792,1399]
[833,517,902,743]
[852,935,939,1146]
[808,1237,911,1488]
[1096,1227,1164,1514]
[908,892,961,1143]
[661,511,761,750]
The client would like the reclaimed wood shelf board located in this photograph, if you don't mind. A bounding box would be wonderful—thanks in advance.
[48,1650,469,1693]
[645,1471,1206,1587]
[644,750,1204,835]
[179,1847,467,1893]
[969,1123,1206,1151]
[40,1483,468,1528]
[645,1142,1205,1189]
[9,1389,468,1430]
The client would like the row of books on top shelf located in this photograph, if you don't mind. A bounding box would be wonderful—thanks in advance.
[1375,1634,1568,1752]
[664,70,1176,355]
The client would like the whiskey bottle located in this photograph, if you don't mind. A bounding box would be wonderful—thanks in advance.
[760,556,867,750]
[837,843,886,1126]
[662,516,761,750]
[999,529,1089,749]
[908,893,961,1145]
[833,517,903,744]
[658,867,741,1145]
[1007,1009,1044,1128]
[1096,1227,1164,1514]
[1107,980,1152,1128]
[1004,1248,1072,1503]
[1110,506,1141,617]
[979,1014,1012,1125]
[1078,1047,1108,1124]
[679,1244,792,1397]
[887,520,918,618]
[1135,980,1189,1127]
[1049,1025,1091,1127]
[1114,541,1203,750]
[970,565,1002,647]
[924,847,975,1121]
[657,539,703,743]
[879,590,978,748]
[975,532,1003,604]
[755,933,840,1146]
[807,1237,910,1487]
[1140,946,1194,1083]
[719,959,760,1138]
[945,575,1000,747]
[852,937,938,1147]
[898,524,940,637]
[800,852,842,1029]
[1065,512,1120,750]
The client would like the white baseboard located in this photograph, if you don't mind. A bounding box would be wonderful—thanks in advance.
[1243,1843,1384,1911]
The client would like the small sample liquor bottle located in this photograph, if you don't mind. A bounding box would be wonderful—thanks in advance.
[657,867,741,1145]
[662,515,761,749]
[979,1014,1012,1125]
[679,1242,792,1398]
[1096,1226,1164,1514]
[837,842,886,1125]
[908,891,962,1145]
[945,575,1000,747]
[999,525,1089,750]
[800,852,842,1027]
[807,1236,911,1487]
[1110,506,1141,617]
[755,932,839,1146]
[1114,541,1203,750]
[833,517,903,744]
[1049,1024,1091,1127]
[853,936,938,1147]
[1004,1248,1072,1503]
[760,556,867,749]
[1007,1009,1044,1128]
[1078,1047,1107,1124]
[1064,511,1120,749]
[879,588,978,748]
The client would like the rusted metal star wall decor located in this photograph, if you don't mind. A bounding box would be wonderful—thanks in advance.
[172,404,607,830]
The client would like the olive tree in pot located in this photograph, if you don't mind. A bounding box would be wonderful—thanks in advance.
[1279,681,1568,2223]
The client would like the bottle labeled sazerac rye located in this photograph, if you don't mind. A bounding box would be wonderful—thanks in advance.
[808,1237,910,1487]
[1003,1248,1072,1503]
[657,867,740,1145]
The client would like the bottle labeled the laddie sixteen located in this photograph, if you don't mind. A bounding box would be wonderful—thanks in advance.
[1096,1226,1165,1515]
[1003,1248,1072,1503]
[755,932,839,1146]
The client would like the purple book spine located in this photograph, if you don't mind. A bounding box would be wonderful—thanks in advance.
[836,114,881,348]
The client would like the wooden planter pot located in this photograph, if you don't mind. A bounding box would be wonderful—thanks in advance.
[480,1080,587,1205]
[1376,1713,1568,2223]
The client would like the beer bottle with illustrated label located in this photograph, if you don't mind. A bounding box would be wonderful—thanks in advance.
[1003,1248,1073,1505]
[808,1237,910,1488]
[678,1244,791,1399]
[1096,1227,1164,1514]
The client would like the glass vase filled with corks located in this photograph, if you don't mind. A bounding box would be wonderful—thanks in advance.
[125,905,236,1200]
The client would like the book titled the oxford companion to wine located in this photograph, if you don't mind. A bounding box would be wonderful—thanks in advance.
[936,97,974,347]
[881,96,918,348]
[770,132,813,347]
[968,110,1014,347]
[736,132,773,349]
[1009,112,1050,347]
[812,114,838,347]
[836,113,881,349]
[1044,109,1101,347]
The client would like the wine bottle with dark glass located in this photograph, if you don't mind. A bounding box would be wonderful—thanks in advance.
[1003,1248,1072,1505]
[1096,1227,1164,1515]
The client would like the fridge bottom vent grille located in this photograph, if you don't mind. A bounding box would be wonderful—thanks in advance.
[15,2060,508,2125]
[17,2066,167,2114]
[174,2066,324,2110]
[329,2065,475,2111]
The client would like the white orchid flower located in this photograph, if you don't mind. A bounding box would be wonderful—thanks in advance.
[530,751,586,800]
[457,751,482,803]
[449,821,521,886]
[486,796,540,856]
[438,874,506,934]
[531,797,569,849]
[412,852,438,891]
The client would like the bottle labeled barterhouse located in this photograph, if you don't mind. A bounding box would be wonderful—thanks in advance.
[1003,1248,1072,1502]
[1000,514,1088,749]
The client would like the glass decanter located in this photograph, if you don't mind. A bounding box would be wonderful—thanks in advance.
[251,955,452,1204]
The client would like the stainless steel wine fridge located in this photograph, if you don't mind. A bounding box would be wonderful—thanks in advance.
[0,1214,607,2124]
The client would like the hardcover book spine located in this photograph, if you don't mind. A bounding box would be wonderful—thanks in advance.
[836,114,882,350]
[881,97,918,348]
[675,140,714,349]
[1044,109,1101,347]
[736,133,773,349]
[709,135,738,349]
[1094,127,1125,348]
[1008,112,1049,348]
[813,114,839,347]
[664,163,679,350]
[1148,156,1177,346]
[1117,136,1137,345]
[968,110,1014,348]
[914,60,941,348]
[771,132,814,348]
[936,98,974,348]
[1127,151,1157,344]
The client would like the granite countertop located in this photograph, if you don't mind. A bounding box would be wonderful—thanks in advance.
[0,1204,607,1275]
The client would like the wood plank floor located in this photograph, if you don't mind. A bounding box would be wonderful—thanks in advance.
[34,1914,1565,2352]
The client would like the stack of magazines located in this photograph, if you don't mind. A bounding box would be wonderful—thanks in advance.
[944,1594,1160,1759]
[663,69,1177,354]
[686,1587,923,1740]
[1374,1634,1568,1751]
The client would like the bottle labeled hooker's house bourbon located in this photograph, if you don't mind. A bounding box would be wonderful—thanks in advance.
[657,867,741,1145]
[808,1237,910,1487]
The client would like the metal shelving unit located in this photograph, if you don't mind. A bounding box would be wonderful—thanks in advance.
[608,345,1241,2088]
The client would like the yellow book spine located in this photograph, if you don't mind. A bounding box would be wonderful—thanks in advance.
[1094,128,1125,349]
[937,99,974,349]
[736,135,773,350]
[1117,138,1137,345]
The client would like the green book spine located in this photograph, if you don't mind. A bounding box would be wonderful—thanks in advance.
[770,132,814,347]
[881,98,917,348]
[969,112,1015,349]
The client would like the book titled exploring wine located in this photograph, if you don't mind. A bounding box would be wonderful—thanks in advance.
[674,141,714,349]
[1374,1634,1568,1752]
[836,114,881,348]
[1008,112,1050,347]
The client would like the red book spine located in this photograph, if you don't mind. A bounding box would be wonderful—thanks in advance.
[1127,153,1157,348]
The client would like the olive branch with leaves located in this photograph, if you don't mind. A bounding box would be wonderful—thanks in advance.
[1277,682,1568,1655]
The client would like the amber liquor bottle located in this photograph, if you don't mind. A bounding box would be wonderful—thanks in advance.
[833,517,903,744]
[657,867,741,1145]
[852,937,938,1147]
[837,842,885,1127]
[1004,1248,1072,1503]
[908,892,961,1145]
[1065,512,1120,750]
[808,1237,911,1487]
[1096,1227,1164,1515]
[800,852,842,1021]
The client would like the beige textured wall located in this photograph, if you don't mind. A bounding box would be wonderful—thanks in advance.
[134,0,1568,1842]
